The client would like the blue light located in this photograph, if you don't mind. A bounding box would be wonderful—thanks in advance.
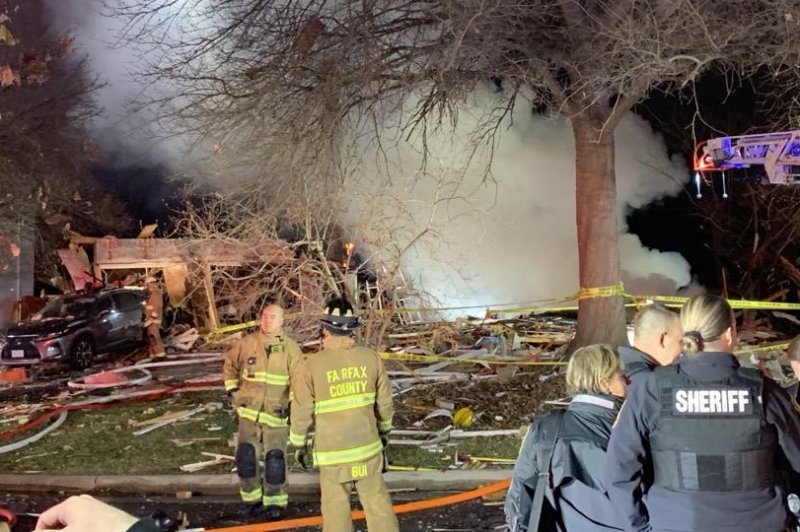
[694,172,703,199]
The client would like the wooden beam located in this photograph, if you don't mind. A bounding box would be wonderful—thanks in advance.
[202,265,220,331]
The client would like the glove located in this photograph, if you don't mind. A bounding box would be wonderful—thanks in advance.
[294,446,309,471]
[380,435,389,448]
[223,391,239,413]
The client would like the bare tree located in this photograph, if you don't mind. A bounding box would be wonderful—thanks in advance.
[0,0,132,280]
[116,0,800,348]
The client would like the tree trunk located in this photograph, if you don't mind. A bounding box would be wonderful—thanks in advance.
[568,114,628,352]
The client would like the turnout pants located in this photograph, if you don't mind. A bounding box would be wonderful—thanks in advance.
[236,418,289,508]
[146,322,165,359]
[319,452,399,532]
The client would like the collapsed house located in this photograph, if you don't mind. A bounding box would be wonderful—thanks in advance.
[57,228,295,332]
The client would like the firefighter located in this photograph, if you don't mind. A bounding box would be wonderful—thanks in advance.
[223,302,303,518]
[289,298,398,532]
[606,294,800,532]
[618,303,682,385]
[143,276,165,360]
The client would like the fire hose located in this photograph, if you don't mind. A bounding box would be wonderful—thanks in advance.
[203,478,511,532]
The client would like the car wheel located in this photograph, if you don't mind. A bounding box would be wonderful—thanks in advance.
[69,336,95,370]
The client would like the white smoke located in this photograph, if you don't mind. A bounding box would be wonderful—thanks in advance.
[45,0,193,168]
[54,3,693,309]
[342,90,692,311]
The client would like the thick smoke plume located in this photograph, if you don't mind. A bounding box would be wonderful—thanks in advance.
[343,91,692,310]
[55,4,692,309]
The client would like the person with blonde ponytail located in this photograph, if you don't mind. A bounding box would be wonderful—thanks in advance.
[605,294,800,532]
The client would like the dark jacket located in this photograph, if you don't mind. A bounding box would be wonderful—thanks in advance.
[618,346,658,385]
[784,379,799,403]
[606,352,800,532]
[127,517,162,532]
[505,393,625,532]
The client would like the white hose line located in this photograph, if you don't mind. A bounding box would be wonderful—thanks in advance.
[0,411,68,454]
[134,356,223,370]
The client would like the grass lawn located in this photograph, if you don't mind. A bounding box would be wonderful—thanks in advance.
[0,390,519,475]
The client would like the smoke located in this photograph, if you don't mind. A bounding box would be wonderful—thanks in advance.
[343,90,692,311]
[45,0,192,169]
[46,2,693,306]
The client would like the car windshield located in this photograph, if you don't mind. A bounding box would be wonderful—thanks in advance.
[32,297,94,321]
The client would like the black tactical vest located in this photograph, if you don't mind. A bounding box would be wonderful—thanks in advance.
[650,364,776,492]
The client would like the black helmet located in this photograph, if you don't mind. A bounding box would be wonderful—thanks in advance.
[320,298,362,334]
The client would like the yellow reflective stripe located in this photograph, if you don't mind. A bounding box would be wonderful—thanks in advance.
[258,411,288,427]
[313,439,383,466]
[242,372,289,385]
[262,493,288,507]
[236,407,288,427]
[315,392,376,415]
[240,487,263,502]
[237,406,259,422]
[378,417,393,433]
[289,431,306,446]
[224,379,239,391]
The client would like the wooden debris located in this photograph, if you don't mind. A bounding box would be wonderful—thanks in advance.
[170,437,222,448]
[133,405,212,436]
[131,409,194,428]
[180,452,235,473]
[434,398,455,411]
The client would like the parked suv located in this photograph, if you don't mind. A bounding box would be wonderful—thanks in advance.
[0,288,149,369]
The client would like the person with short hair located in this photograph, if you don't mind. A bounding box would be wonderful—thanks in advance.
[619,303,682,384]
[504,344,626,532]
[223,300,303,518]
[606,294,800,532]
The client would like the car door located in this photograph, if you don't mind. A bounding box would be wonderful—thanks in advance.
[112,292,146,345]
[91,294,125,350]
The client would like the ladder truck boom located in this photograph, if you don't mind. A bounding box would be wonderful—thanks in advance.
[693,130,800,184]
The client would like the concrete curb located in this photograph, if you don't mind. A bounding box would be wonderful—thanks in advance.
[0,470,510,495]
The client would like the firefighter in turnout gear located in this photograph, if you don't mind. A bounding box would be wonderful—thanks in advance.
[144,276,165,360]
[223,302,303,518]
[606,294,800,532]
[289,298,399,532]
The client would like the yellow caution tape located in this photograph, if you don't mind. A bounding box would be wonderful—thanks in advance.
[207,320,258,337]
[388,464,436,472]
[734,341,790,355]
[379,351,567,366]
[204,281,800,339]
[577,283,626,300]
[469,456,517,463]
[629,294,800,311]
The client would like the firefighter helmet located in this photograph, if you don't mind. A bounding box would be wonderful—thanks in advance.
[320,298,361,334]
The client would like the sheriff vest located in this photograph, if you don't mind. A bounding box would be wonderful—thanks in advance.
[673,388,752,414]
